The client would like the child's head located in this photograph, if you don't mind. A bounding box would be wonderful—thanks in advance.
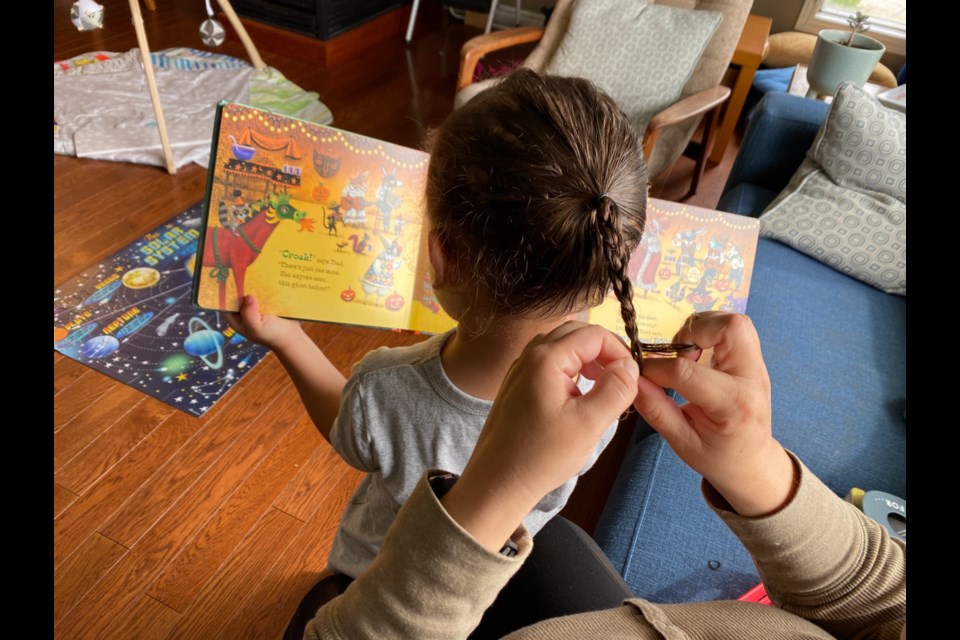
[426,69,649,358]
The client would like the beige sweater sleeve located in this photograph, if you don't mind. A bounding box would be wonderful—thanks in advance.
[304,470,532,640]
[306,456,905,640]
[702,452,906,640]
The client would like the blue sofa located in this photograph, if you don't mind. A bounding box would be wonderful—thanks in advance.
[593,91,907,603]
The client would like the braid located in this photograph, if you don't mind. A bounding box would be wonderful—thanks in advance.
[594,196,643,369]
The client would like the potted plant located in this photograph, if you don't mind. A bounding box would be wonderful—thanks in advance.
[805,12,886,98]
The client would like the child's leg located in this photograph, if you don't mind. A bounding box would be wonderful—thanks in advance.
[284,572,354,640]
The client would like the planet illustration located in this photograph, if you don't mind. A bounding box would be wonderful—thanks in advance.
[160,353,192,374]
[82,280,121,305]
[54,327,69,342]
[185,317,225,369]
[81,335,120,359]
[185,329,224,357]
[55,321,99,348]
[184,253,196,277]
[122,267,161,289]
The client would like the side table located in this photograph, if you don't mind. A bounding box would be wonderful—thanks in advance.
[788,64,888,100]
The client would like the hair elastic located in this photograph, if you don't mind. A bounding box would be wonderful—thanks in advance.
[594,192,613,211]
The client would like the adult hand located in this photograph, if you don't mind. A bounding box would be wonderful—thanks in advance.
[634,312,796,517]
[442,322,639,551]
[224,295,304,353]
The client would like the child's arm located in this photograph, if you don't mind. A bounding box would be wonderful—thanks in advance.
[225,295,344,443]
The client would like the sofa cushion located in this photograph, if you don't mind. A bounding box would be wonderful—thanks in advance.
[544,1,721,136]
[811,83,906,204]
[716,183,780,218]
[760,82,906,296]
[594,237,906,603]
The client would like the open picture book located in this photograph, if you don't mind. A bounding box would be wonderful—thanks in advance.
[193,102,761,345]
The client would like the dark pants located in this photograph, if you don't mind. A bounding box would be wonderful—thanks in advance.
[283,515,634,639]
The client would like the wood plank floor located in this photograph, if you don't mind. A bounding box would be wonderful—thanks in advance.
[54,2,743,637]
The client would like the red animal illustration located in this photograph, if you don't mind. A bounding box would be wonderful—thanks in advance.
[347,232,373,255]
[202,193,312,308]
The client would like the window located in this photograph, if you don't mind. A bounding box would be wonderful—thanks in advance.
[796,0,906,56]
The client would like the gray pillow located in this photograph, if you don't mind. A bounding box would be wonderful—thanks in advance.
[811,82,906,204]
[760,82,906,296]
[545,1,722,136]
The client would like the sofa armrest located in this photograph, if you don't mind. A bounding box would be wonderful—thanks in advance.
[719,92,829,213]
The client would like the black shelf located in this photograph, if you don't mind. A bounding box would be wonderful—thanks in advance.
[232,0,407,40]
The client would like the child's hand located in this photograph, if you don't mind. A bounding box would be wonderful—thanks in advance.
[634,312,795,517]
[224,295,304,353]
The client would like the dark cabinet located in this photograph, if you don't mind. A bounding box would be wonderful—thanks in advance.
[231,0,407,39]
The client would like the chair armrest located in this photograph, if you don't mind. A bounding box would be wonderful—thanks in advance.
[720,92,830,200]
[458,26,545,91]
[642,86,730,160]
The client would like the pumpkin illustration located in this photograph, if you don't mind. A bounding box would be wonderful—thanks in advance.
[340,287,356,302]
[658,267,673,280]
[385,292,405,311]
[313,183,330,202]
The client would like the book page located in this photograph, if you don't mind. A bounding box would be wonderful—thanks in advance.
[194,103,456,335]
[584,199,760,344]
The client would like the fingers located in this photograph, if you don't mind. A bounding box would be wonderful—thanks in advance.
[239,295,261,324]
[672,312,764,378]
[575,357,639,423]
[639,356,746,421]
[532,322,633,379]
[632,373,692,442]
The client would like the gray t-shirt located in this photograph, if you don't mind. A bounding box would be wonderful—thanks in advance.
[327,330,619,578]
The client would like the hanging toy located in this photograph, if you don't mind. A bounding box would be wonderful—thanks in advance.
[70,0,104,31]
[199,0,226,47]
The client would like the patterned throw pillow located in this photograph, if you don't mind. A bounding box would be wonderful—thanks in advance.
[545,1,721,136]
[760,82,906,296]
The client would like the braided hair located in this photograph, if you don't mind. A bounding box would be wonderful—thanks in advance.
[426,69,648,362]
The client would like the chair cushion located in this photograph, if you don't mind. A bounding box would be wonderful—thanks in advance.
[544,1,721,136]
[760,82,906,295]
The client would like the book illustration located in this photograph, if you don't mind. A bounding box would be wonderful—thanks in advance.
[54,204,270,417]
[194,103,455,336]
[583,200,760,344]
[193,104,759,343]
[201,191,311,309]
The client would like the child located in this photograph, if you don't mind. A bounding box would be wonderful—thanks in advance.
[227,69,649,580]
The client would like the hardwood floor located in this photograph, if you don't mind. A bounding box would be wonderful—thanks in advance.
[54,2,743,637]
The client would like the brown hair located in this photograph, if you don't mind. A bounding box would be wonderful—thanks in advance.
[426,69,648,360]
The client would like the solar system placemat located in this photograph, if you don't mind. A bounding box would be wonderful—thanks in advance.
[54,203,270,417]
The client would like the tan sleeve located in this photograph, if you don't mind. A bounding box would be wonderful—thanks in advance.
[305,470,532,640]
[704,452,906,640]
